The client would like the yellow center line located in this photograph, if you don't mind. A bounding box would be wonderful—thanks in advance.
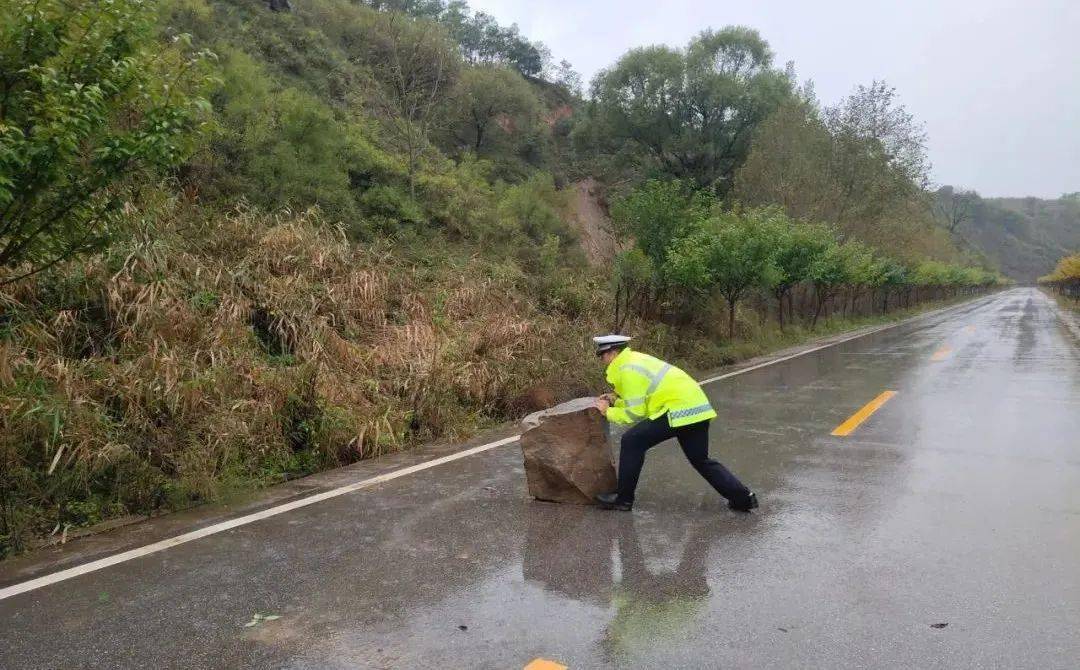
[525,660,568,670]
[831,391,898,437]
[931,346,952,361]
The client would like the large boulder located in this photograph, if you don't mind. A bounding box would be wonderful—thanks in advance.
[520,397,617,504]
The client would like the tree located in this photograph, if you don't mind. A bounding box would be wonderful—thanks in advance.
[1039,253,1080,299]
[354,12,461,195]
[445,65,538,153]
[734,99,838,222]
[808,242,856,328]
[933,185,979,234]
[824,81,930,231]
[611,247,655,331]
[735,80,942,256]
[826,81,929,190]
[770,221,832,330]
[912,260,951,301]
[609,180,710,271]
[665,209,780,338]
[588,27,793,194]
[876,258,908,313]
[554,60,582,97]
[837,241,875,316]
[0,0,211,283]
[425,3,549,77]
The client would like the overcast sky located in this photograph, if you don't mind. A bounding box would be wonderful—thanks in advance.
[470,0,1080,198]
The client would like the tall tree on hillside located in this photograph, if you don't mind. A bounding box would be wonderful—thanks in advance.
[825,81,929,226]
[734,99,838,221]
[735,80,945,257]
[933,185,979,234]
[587,27,793,194]
[445,66,539,153]
[377,1,552,78]
[360,0,447,17]
[355,12,461,195]
[827,82,928,184]
[554,60,583,97]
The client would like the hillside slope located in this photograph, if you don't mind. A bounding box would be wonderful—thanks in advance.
[948,192,1080,282]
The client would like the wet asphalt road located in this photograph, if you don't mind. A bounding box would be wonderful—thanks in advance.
[2,288,1079,669]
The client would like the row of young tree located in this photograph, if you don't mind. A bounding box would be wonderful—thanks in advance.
[611,181,1006,337]
[1038,253,1080,299]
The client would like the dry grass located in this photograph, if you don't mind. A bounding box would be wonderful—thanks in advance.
[0,199,612,554]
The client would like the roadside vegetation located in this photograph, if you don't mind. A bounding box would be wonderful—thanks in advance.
[1,0,1005,555]
[1039,253,1080,306]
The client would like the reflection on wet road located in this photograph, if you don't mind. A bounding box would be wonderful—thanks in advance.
[2,288,1079,669]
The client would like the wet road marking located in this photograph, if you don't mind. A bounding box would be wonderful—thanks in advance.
[931,346,953,361]
[0,295,996,602]
[525,660,568,670]
[831,391,898,437]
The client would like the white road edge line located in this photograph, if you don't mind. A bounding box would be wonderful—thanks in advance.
[0,294,995,602]
[0,437,518,602]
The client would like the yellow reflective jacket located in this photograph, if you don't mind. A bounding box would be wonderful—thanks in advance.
[604,348,717,427]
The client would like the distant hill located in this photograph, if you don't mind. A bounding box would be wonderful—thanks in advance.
[936,189,1080,283]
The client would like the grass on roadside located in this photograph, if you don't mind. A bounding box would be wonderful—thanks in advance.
[0,201,988,557]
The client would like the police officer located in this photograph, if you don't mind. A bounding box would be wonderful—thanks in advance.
[592,334,758,512]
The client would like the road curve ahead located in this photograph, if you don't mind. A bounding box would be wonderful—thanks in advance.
[2,288,1079,669]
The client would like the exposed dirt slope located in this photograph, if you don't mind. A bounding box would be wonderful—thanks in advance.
[566,178,620,266]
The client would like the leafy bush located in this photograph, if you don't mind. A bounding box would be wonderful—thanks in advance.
[0,0,213,283]
[195,49,396,227]
[497,173,569,244]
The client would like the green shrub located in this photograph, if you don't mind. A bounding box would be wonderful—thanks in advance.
[497,173,570,243]
[0,0,213,282]
[359,185,426,232]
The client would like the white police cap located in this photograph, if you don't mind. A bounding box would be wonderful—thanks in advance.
[593,334,632,354]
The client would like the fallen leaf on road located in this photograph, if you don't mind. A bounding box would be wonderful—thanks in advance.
[245,613,282,628]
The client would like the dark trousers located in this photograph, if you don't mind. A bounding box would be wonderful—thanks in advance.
[616,416,751,505]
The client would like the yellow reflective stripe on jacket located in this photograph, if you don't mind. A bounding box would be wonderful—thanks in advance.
[604,348,716,427]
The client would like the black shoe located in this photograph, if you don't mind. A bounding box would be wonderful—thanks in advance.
[729,492,758,513]
[595,492,633,511]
